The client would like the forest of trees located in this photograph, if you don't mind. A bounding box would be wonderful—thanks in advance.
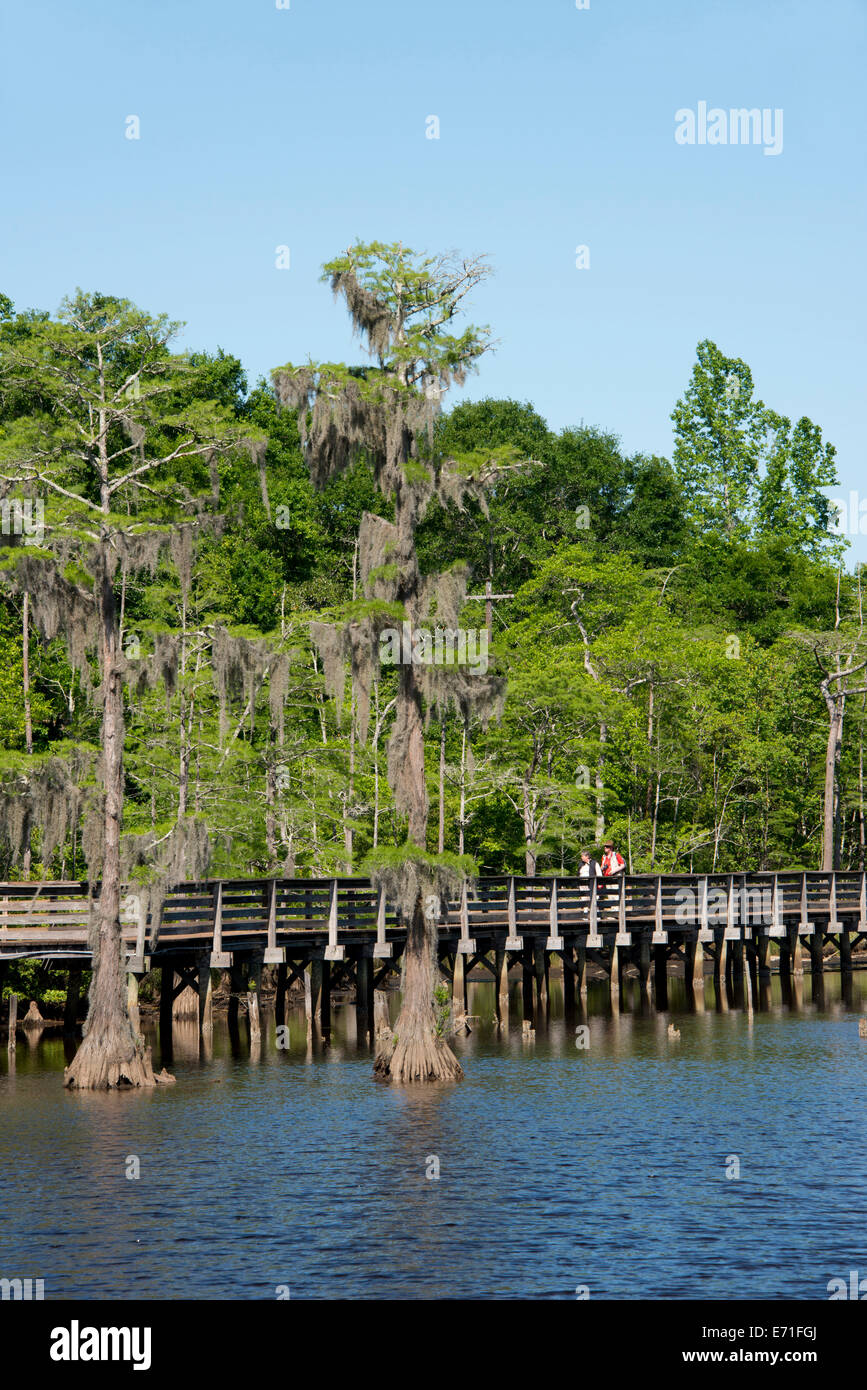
[0,289,862,888]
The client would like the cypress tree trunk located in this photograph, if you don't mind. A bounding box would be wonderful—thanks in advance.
[374,895,462,1083]
[64,559,158,1089]
[374,664,462,1083]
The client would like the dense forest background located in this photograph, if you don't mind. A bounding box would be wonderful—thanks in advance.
[1,290,863,884]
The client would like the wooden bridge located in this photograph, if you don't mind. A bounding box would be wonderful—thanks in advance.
[1,871,866,1043]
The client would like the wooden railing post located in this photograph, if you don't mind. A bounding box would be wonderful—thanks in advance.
[374,884,392,958]
[832,871,852,975]
[804,871,823,980]
[325,878,345,960]
[263,879,284,964]
[210,881,230,969]
[587,874,601,946]
[458,879,476,956]
[505,876,522,951]
[7,991,17,1054]
[546,878,563,951]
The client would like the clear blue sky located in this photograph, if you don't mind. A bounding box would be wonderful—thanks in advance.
[2,0,865,558]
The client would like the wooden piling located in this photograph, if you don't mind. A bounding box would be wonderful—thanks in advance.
[685,933,703,992]
[576,942,587,996]
[356,955,374,1045]
[653,943,668,1009]
[199,956,213,1034]
[562,943,576,1015]
[308,959,331,1034]
[247,956,262,1037]
[64,966,81,1034]
[809,929,824,983]
[839,926,853,976]
[228,960,244,1031]
[521,943,535,1026]
[452,949,467,1023]
[788,925,803,978]
[275,962,287,1025]
[495,946,510,1026]
[758,934,771,982]
[159,959,174,1047]
[607,934,620,999]
[534,943,549,1013]
[7,991,17,1053]
[638,933,651,998]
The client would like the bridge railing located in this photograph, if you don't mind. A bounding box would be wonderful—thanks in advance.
[1,872,866,965]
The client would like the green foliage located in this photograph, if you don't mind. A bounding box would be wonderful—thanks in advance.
[0,288,856,883]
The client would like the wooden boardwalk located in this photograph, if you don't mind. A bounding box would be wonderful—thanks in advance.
[1,871,866,1040]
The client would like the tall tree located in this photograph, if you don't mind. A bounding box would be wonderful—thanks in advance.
[0,292,253,1088]
[273,240,511,1082]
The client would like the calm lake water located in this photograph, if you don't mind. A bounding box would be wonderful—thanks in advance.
[2,973,867,1300]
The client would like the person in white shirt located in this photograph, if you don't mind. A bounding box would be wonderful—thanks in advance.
[579,850,601,878]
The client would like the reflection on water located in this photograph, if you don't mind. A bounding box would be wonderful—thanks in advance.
[2,971,867,1300]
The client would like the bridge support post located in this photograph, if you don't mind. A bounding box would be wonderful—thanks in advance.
[758,934,771,982]
[713,930,728,990]
[275,963,287,1025]
[159,958,175,1049]
[356,955,374,1045]
[495,947,510,1026]
[521,944,535,1026]
[685,933,703,995]
[576,943,587,997]
[607,935,620,1002]
[653,944,668,1009]
[534,943,549,1014]
[839,926,852,977]
[562,943,576,1016]
[7,992,17,1053]
[307,959,331,1036]
[788,925,803,978]
[745,935,757,1011]
[638,934,651,998]
[64,966,81,1034]
[229,961,244,1031]
[731,938,744,990]
[199,955,213,1034]
[452,950,467,1025]
[809,929,824,986]
[247,956,262,1038]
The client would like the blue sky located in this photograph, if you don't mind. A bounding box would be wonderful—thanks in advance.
[2,0,865,558]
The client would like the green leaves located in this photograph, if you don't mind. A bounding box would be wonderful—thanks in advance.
[672,338,841,560]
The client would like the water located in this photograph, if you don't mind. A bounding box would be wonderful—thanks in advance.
[2,974,867,1300]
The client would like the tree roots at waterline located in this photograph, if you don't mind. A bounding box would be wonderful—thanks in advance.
[63,1021,174,1091]
[372,882,464,1084]
[374,1017,464,1083]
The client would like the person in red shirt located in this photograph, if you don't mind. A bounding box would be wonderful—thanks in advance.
[601,842,625,875]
